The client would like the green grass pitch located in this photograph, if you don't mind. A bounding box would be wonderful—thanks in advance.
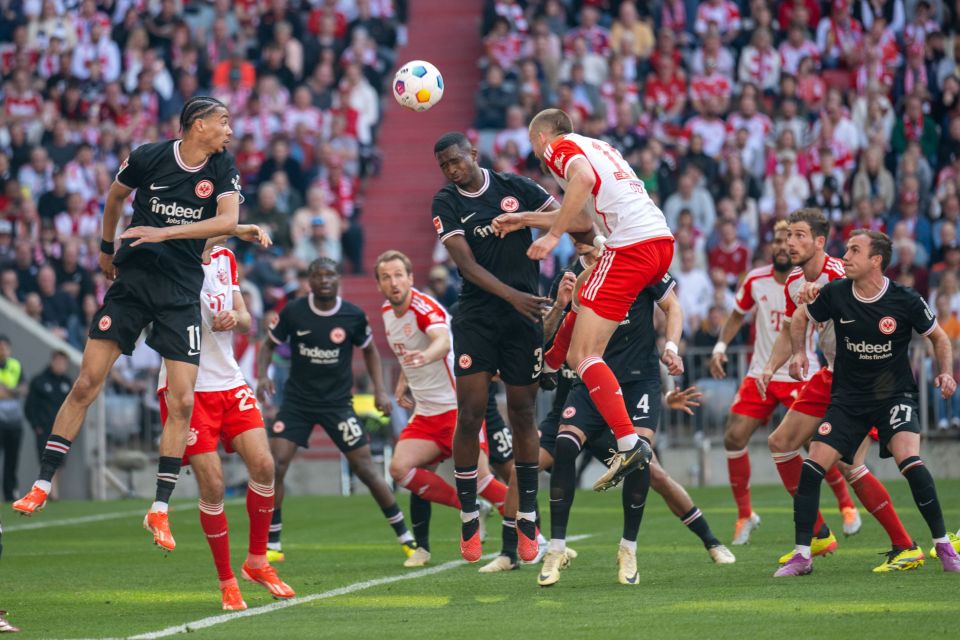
[2,479,958,639]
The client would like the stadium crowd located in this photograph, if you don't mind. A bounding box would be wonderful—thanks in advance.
[0,0,407,356]
[468,0,960,428]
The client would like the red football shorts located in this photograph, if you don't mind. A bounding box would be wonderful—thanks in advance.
[578,237,674,321]
[399,409,489,464]
[159,384,264,465]
[790,369,833,419]
[731,377,803,421]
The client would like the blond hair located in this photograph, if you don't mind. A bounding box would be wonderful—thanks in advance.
[373,250,413,278]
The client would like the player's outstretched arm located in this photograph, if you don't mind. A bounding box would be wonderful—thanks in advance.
[205,224,273,253]
[927,325,958,399]
[362,340,392,416]
[443,234,551,323]
[402,325,451,368]
[657,290,684,376]
[709,309,746,379]
[527,158,595,261]
[121,192,240,246]
[494,207,593,237]
[99,180,134,280]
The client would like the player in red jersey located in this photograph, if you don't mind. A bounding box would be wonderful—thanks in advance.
[759,208,923,572]
[158,229,293,609]
[710,221,859,544]
[375,251,509,568]
[522,108,675,491]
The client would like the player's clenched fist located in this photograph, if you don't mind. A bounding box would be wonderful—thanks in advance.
[797,281,822,304]
[555,271,576,308]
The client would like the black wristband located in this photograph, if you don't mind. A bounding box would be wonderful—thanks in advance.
[100,239,115,255]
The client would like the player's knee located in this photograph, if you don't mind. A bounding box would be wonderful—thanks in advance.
[166,391,195,422]
[273,456,291,479]
[767,430,787,454]
[198,478,225,504]
[388,458,411,484]
[247,454,275,485]
[456,406,485,433]
[723,429,747,452]
[70,372,103,406]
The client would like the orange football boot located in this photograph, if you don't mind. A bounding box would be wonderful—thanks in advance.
[12,486,48,515]
[143,511,176,551]
[241,562,295,599]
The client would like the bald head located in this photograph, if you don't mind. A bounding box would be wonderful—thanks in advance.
[528,108,574,160]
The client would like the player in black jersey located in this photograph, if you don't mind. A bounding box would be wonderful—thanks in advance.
[777,230,960,576]
[526,244,732,586]
[256,258,416,564]
[432,131,591,563]
[14,97,242,553]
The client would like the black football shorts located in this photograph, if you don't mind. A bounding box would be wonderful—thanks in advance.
[814,395,920,463]
[270,403,369,452]
[89,261,201,365]
[452,307,544,386]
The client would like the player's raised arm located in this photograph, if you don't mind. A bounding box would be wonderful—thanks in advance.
[544,270,576,340]
[527,157,595,261]
[443,235,550,323]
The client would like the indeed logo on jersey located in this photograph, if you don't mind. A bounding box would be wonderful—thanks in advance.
[473,224,495,238]
[299,343,340,364]
[844,336,892,360]
[150,197,204,224]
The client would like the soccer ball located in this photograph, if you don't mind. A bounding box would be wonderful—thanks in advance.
[393,60,444,112]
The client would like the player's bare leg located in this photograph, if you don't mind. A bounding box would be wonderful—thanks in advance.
[452,371,492,562]
[489,458,514,485]
[391,438,457,504]
[190,452,247,609]
[505,381,542,562]
[836,437,919,571]
[723,413,764,544]
[142,359,197,551]
[887,431,960,572]
[267,437,299,560]
[767,409,836,557]
[345,444,417,556]
[566,308,653,490]
[650,456,734,564]
[14,339,121,516]
[231,429,294,597]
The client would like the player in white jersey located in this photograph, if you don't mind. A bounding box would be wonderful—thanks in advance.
[709,222,821,544]
[521,108,675,491]
[374,251,509,568]
[758,208,924,572]
[158,229,294,610]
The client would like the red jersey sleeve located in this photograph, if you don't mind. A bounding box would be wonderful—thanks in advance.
[735,274,756,313]
[410,292,449,333]
[784,277,798,319]
[543,137,588,181]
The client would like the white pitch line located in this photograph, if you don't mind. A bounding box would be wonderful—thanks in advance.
[128,533,595,640]
[4,500,241,532]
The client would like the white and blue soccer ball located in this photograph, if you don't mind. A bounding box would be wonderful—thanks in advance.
[393,60,444,112]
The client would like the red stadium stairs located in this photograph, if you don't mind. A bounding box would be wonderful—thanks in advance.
[341,0,483,356]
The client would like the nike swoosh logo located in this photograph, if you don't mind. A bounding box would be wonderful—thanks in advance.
[538,574,551,581]
[150,183,170,190]
[840,319,855,324]
[524,489,536,494]
[296,330,312,336]
[631,415,649,421]
[919,498,934,507]
[461,212,477,223]
[890,422,904,430]
[187,349,200,356]
[630,503,644,509]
